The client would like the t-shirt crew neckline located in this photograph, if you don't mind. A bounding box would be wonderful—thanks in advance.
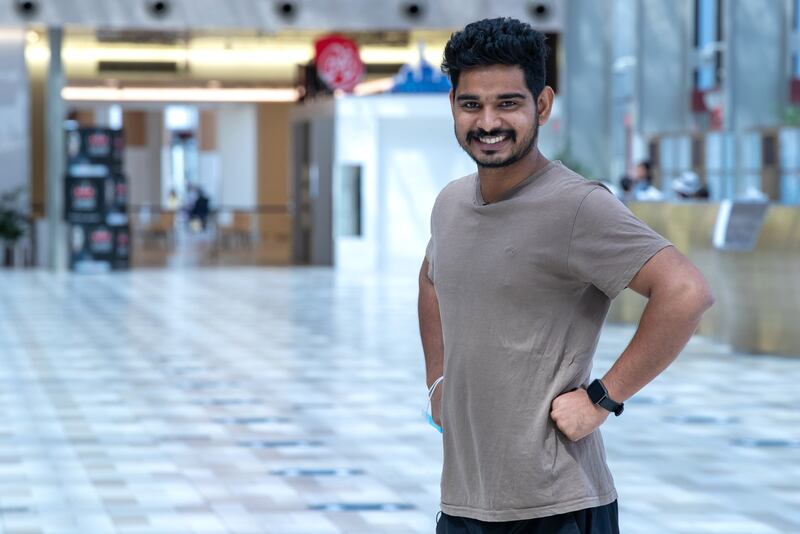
[474,160,559,206]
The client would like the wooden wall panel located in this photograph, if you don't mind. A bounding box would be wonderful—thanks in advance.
[257,103,291,206]
[199,109,217,151]
[256,102,293,263]
[123,111,147,147]
[29,53,45,217]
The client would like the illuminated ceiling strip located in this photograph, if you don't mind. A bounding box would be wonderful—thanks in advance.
[36,46,443,66]
[61,47,314,63]
[62,86,300,102]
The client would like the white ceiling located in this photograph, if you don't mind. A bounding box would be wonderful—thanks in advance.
[1,0,564,33]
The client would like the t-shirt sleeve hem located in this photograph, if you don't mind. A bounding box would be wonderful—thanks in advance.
[603,241,672,299]
[565,187,601,278]
[424,238,434,282]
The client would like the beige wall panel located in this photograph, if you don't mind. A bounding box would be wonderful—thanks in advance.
[608,203,800,356]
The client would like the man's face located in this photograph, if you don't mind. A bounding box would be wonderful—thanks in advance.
[450,65,544,169]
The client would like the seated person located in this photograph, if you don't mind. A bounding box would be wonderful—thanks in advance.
[672,171,709,200]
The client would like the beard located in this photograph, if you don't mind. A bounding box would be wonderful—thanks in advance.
[456,114,539,169]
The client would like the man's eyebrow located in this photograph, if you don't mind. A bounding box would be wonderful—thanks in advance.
[455,92,528,102]
[496,93,527,100]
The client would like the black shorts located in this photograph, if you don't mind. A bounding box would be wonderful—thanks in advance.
[435,501,619,534]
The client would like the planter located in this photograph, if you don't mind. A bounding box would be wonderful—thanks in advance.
[2,244,13,267]
[0,242,22,268]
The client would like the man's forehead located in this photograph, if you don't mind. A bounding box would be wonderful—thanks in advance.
[455,65,531,98]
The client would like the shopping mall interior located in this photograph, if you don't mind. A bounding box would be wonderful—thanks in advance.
[0,0,799,533]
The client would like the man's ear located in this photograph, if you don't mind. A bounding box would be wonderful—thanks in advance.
[536,86,555,125]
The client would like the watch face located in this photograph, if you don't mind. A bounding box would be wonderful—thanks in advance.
[587,379,606,404]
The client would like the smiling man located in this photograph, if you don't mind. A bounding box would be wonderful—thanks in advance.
[418,18,714,534]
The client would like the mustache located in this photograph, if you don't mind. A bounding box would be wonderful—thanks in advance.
[466,129,516,142]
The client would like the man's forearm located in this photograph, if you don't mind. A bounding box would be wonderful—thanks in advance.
[418,261,444,388]
[602,279,714,403]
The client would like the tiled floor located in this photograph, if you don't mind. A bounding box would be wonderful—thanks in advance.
[0,267,798,534]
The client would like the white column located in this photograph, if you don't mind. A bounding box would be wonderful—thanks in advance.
[46,27,66,271]
[564,0,613,178]
[0,28,29,197]
[217,104,257,210]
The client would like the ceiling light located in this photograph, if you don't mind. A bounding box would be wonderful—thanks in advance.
[62,86,300,103]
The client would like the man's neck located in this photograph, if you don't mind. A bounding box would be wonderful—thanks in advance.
[478,150,550,204]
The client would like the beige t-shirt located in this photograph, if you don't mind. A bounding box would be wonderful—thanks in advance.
[426,161,671,522]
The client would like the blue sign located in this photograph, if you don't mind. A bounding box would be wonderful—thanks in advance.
[391,60,451,93]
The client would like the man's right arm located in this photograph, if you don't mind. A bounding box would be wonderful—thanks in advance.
[418,258,444,426]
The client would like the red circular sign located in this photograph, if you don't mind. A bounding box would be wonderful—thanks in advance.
[315,35,364,92]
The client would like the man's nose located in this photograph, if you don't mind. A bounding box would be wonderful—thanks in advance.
[476,109,502,131]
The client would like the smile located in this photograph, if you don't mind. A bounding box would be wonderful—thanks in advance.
[477,134,509,145]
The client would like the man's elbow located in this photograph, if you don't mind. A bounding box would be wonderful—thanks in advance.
[656,270,714,315]
[681,274,715,315]
[700,283,715,311]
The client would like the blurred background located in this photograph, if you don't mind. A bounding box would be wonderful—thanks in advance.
[0,1,798,533]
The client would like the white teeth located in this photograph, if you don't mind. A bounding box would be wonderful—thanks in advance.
[478,135,507,144]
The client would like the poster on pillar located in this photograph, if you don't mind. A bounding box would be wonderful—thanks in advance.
[65,126,130,271]
[66,127,112,178]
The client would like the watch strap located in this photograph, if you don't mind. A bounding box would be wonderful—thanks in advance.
[587,379,624,416]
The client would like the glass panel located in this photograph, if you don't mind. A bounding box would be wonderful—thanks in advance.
[660,135,692,198]
[722,133,736,199]
[780,127,800,203]
[780,128,800,169]
[696,0,718,90]
[705,132,725,200]
[335,164,362,237]
[737,132,762,198]
[795,0,800,77]
[781,173,800,204]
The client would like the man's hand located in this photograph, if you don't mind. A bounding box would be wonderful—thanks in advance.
[550,388,609,442]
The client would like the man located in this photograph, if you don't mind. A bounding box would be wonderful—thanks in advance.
[418,18,714,533]
[629,160,664,201]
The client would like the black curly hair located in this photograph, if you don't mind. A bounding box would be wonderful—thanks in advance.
[441,17,549,98]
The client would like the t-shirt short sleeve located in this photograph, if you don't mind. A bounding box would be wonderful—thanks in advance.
[568,187,671,298]
[424,237,434,282]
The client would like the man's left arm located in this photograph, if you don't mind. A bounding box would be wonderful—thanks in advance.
[551,246,715,441]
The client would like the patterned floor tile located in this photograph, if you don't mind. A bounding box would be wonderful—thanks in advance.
[0,268,797,533]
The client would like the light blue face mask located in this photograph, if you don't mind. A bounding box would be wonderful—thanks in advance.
[424,376,444,434]
[426,412,443,433]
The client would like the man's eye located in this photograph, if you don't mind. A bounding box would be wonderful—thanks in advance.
[462,102,479,110]
[499,101,518,108]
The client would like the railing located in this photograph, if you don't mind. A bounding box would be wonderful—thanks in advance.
[128,204,292,254]
[128,204,290,215]
[12,205,292,267]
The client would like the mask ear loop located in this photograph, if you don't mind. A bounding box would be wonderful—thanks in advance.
[427,376,444,402]
[425,376,444,433]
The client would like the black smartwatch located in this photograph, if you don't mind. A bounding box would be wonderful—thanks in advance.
[587,379,624,416]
